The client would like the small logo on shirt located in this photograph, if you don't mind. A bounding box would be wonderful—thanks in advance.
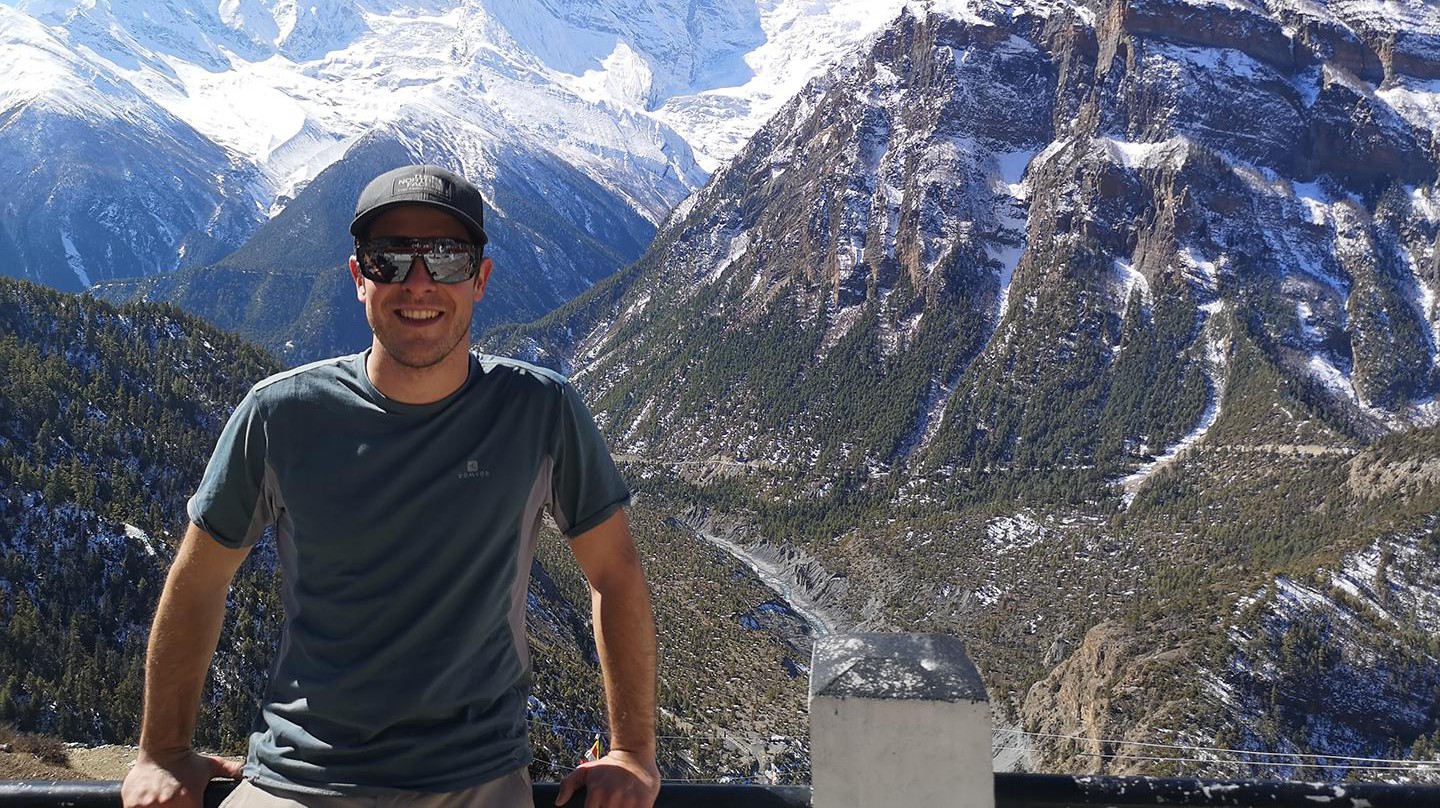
[459,459,489,480]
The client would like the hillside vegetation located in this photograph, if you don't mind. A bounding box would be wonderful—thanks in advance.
[0,278,810,781]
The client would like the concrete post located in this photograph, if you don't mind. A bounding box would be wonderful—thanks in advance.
[809,633,993,808]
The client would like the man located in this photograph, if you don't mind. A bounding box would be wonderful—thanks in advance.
[120,165,660,808]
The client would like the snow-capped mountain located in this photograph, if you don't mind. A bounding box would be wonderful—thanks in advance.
[0,6,268,290]
[96,122,667,365]
[2,0,905,294]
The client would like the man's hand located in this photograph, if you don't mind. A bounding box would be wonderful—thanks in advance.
[121,750,243,808]
[554,750,660,808]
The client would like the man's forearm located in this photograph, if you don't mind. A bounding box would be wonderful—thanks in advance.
[591,562,658,757]
[138,525,248,759]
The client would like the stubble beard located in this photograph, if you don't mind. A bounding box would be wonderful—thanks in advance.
[370,311,471,370]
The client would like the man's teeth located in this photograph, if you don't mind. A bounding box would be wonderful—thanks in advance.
[398,310,441,320]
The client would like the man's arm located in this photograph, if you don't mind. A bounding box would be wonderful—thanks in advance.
[555,509,660,808]
[122,523,252,808]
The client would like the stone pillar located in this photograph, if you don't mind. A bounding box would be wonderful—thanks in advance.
[809,633,993,808]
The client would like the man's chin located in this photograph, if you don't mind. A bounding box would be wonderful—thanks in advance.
[376,337,465,370]
[390,353,448,370]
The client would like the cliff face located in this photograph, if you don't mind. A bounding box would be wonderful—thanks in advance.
[502,0,1440,487]
[486,0,1440,777]
[1020,621,1197,774]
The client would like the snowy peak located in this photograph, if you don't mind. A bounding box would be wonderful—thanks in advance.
[485,0,767,108]
[7,0,914,191]
[0,5,271,292]
[0,5,129,114]
[1,0,917,296]
[652,0,911,168]
[22,0,262,71]
[267,0,369,61]
[18,0,373,66]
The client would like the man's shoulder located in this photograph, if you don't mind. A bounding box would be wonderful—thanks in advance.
[249,353,361,401]
[474,353,572,391]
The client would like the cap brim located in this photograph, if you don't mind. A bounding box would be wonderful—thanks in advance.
[350,199,488,247]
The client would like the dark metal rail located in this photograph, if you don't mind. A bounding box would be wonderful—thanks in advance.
[0,775,1436,808]
[992,773,1440,807]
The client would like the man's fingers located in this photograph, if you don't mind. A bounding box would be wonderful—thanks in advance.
[575,762,657,808]
[555,767,585,806]
[583,781,603,808]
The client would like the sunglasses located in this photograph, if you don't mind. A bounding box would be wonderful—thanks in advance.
[354,237,481,284]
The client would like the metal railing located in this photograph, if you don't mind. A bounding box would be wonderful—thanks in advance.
[1,775,1438,808]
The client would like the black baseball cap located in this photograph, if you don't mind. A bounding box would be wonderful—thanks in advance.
[350,165,488,247]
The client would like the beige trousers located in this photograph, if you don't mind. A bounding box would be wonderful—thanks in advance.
[218,770,534,808]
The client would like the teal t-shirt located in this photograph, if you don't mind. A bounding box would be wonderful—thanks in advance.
[187,351,630,795]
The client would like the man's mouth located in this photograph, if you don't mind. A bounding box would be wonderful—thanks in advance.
[397,309,442,321]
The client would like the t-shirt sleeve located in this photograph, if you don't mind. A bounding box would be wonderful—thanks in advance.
[550,381,631,538]
[187,389,275,549]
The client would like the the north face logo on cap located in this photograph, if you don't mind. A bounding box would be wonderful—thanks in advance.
[393,173,451,199]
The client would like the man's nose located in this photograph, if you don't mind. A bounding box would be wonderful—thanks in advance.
[402,256,437,289]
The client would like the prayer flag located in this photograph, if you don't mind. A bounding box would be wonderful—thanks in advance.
[582,735,604,763]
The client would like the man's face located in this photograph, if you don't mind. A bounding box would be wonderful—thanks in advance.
[349,205,493,370]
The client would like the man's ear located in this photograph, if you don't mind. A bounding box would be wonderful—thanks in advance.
[349,256,366,302]
[473,256,494,303]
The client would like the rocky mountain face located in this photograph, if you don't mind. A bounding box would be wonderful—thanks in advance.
[488,0,1440,778]
[505,0,1440,472]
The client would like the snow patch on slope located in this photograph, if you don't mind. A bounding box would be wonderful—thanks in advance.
[985,511,1049,555]
[1098,136,1190,171]
[59,228,91,287]
[123,522,158,557]
[1113,259,1152,312]
[995,148,1035,198]
[1178,247,1224,294]
[989,243,1025,324]
[1376,77,1440,137]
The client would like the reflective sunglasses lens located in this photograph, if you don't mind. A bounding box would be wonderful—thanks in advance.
[356,239,478,284]
[357,249,407,283]
[422,252,477,283]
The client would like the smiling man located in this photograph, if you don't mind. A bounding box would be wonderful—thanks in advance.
[121,165,660,808]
